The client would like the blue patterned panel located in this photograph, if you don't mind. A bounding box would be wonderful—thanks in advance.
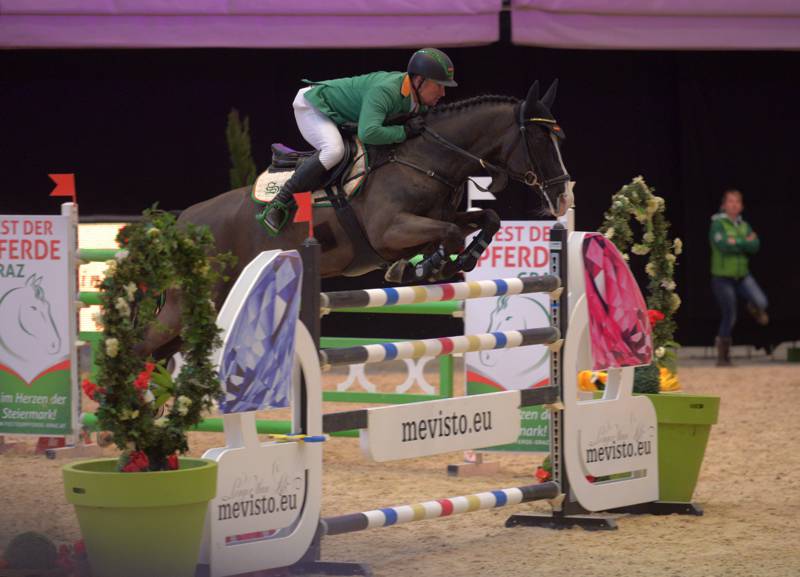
[219,251,303,413]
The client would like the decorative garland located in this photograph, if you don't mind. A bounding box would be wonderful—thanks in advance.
[82,208,233,472]
[599,177,681,372]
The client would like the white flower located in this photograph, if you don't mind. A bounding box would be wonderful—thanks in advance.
[176,395,192,416]
[119,408,140,421]
[671,293,682,312]
[147,227,160,237]
[645,263,657,277]
[673,238,683,255]
[142,390,155,404]
[655,347,666,359]
[632,244,650,256]
[665,253,677,264]
[115,297,130,318]
[622,253,630,261]
[660,280,677,291]
[643,232,655,244]
[114,249,129,262]
[105,337,119,358]
[105,260,117,275]
[154,416,169,428]
[604,227,615,239]
[124,282,137,302]
[646,198,659,215]
[633,175,646,186]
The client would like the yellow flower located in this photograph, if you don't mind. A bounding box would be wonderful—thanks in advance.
[105,337,119,358]
[124,282,137,302]
[632,244,650,255]
[673,238,683,255]
[670,292,682,312]
[645,263,657,277]
[604,227,615,239]
[115,297,131,318]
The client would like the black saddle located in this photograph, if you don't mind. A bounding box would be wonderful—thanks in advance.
[270,122,360,170]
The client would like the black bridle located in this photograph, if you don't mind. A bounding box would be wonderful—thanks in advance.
[416,103,571,212]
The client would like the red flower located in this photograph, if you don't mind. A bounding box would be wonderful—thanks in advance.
[586,475,596,483]
[82,379,107,401]
[122,450,150,472]
[535,467,551,481]
[167,454,179,470]
[647,309,665,326]
[133,362,156,391]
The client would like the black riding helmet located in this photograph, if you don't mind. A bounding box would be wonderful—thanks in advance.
[407,48,457,87]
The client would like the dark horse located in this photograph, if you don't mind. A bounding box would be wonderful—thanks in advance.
[142,80,571,358]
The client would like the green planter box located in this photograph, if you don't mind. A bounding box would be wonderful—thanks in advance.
[63,458,217,577]
[643,393,720,503]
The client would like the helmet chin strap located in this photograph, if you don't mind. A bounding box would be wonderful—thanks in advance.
[411,76,424,112]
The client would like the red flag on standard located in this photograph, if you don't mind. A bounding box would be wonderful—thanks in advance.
[293,192,313,238]
[49,173,76,203]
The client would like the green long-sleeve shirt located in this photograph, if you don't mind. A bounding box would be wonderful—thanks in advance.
[709,213,760,278]
[303,71,422,146]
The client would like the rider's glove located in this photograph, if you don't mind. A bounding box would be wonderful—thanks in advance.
[403,115,426,139]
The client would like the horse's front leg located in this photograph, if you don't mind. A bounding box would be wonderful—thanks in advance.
[378,213,464,283]
[452,209,501,272]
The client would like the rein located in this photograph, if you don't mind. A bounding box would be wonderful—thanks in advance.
[378,104,570,213]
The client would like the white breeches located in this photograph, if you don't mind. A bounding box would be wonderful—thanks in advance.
[293,87,346,170]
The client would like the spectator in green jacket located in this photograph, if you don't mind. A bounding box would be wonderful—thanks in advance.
[709,189,768,366]
[261,48,457,235]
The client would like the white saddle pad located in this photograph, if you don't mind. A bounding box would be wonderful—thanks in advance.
[253,139,367,205]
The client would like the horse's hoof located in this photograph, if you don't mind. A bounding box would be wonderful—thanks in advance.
[384,259,408,283]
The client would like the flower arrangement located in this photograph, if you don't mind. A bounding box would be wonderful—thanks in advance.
[81,208,233,472]
[599,177,682,373]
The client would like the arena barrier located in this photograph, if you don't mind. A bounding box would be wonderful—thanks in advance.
[199,223,663,577]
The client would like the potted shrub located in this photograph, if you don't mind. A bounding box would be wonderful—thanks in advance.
[598,178,720,505]
[63,209,232,577]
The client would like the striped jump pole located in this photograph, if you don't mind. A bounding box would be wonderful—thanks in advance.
[318,327,561,370]
[320,275,560,312]
[322,482,560,536]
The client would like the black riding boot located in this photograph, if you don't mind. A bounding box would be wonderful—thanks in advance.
[715,336,732,367]
[260,153,328,236]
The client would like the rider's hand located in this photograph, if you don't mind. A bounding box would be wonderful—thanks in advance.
[404,115,426,139]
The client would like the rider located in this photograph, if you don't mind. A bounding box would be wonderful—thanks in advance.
[260,48,457,235]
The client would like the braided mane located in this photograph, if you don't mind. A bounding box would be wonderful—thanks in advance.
[429,94,519,116]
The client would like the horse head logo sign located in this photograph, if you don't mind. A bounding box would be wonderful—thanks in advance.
[0,274,62,381]
[480,291,550,382]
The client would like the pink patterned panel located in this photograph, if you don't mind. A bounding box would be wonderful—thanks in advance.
[582,233,652,370]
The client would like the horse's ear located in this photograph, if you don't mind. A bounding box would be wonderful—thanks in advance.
[488,171,508,194]
[541,79,559,111]
[524,81,540,111]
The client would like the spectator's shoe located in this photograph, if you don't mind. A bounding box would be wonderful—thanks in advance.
[715,336,732,367]
[746,303,769,326]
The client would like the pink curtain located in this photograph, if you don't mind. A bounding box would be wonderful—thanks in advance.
[0,0,502,48]
[510,0,800,50]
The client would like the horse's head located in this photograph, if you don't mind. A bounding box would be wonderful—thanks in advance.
[495,80,572,217]
[18,275,61,355]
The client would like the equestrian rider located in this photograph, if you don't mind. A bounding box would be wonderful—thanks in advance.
[260,48,457,235]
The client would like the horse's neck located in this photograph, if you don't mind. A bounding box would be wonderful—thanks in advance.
[425,103,517,179]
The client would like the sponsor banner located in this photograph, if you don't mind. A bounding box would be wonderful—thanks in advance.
[464,220,553,452]
[0,213,74,436]
[359,390,522,462]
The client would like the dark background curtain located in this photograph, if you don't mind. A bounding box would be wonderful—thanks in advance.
[1,46,797,347]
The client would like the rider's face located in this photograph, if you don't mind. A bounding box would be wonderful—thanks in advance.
[415,78,446,107]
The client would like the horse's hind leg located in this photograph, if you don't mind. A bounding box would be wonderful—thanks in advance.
[134,288,183,360]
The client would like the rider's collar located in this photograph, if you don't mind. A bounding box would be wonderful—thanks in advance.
[401,74,412,98]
